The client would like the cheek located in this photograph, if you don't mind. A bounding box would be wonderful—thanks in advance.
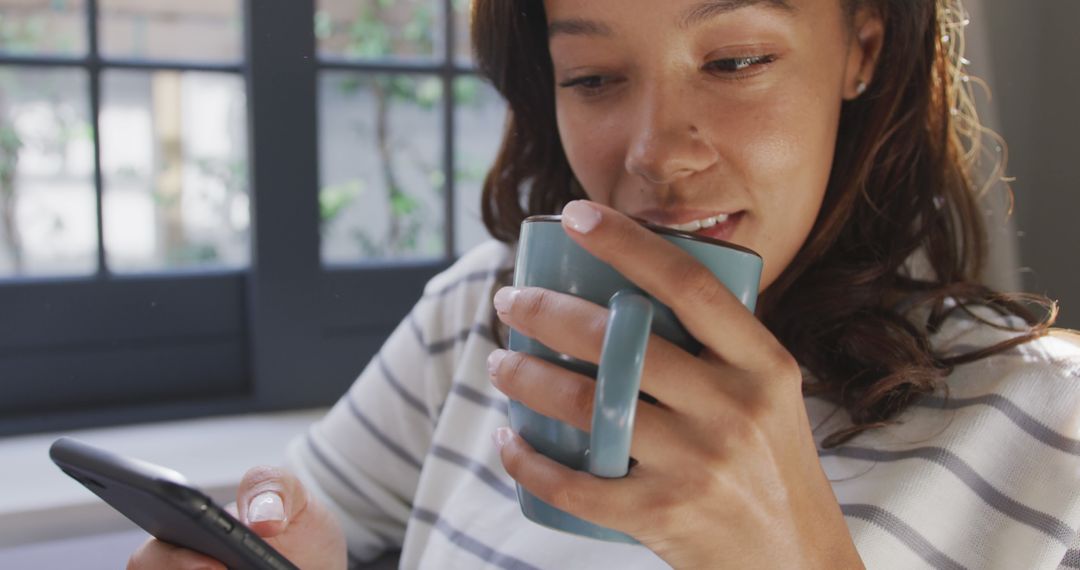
[556,104,626,204]
[729,91,839,286]
[736,84,838,190]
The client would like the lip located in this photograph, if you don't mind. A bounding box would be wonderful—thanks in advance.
[630,209,747,244]
[628,208,742,226]
[523,212,759,256]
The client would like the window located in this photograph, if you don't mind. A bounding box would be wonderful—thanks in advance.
[0,0,505,436]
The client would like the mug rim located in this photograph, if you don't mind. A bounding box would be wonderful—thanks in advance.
[523,214,761,259]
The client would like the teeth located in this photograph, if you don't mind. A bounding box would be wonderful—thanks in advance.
[665,213,730,232]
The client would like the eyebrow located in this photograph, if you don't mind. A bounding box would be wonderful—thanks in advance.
[548,0,796,38]
[548,18,613,38]
[679,0,796,29]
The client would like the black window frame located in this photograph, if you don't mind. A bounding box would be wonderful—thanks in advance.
[0,0,478,436]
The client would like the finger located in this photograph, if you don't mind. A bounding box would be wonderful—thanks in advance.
[494,427,642,534]
[236,466,309,538]
[487,349,684,462]
[128,537,227,570]
[493,285,720,407]
[559,200,784,373]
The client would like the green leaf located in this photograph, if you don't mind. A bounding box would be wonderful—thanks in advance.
[314,11,332,40]
[390,191,418,216]
[428,169,446,190]
[414,77,442,109]
[338,75,362,96]
[387,75,417,100]
[453,78,480,105]
[320,179,363,223]
[454,160,488,183]
[0,126,22,152]
[346,7,392,58]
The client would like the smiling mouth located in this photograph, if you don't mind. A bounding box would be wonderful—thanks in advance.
[658,212,745,242]
[662,213,730,232]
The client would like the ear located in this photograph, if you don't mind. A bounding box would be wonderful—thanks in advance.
[843,7,885,100]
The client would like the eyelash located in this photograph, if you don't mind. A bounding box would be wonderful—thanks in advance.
[557,54,777,96]
[704,54,777,75]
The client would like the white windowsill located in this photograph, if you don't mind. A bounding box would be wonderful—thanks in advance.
[0,407,328,549]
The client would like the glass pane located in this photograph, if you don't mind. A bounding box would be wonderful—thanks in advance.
[320,72,445,263]
[0,0,86,56]
[454,76,504,256]
[452,0,471,64]
[316,0,439,61]
[98,0,242,62]
[0,66,96,278]
[101,70,249,272]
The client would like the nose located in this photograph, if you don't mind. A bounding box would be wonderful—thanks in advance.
[624,85,719,185]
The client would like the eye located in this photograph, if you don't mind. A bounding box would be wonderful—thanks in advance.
[704,54,777,77]
[557,74,621,97]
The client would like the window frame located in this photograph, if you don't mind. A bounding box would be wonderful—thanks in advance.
[0,0,477,436]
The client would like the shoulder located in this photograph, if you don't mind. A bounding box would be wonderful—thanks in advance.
[409,239,515,350]
[821,311,1080,566]
[421,239,515,298]
[931,304,1080,404]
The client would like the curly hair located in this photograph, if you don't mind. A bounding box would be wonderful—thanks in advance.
[470,0,1057,447]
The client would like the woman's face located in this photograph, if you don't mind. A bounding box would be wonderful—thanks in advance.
[545,0,881,290]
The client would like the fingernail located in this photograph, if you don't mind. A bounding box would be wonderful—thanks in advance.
[492,427,515,450]
[248,491,285,523]
[562,200,602,234]
[487,349,507,378]
[493,287,518,314]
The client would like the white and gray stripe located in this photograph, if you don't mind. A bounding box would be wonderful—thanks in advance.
[841,503,965,570]
[916,393,1080,456]
[450,383,509,416]
[421,267,510,301]
[304,432,382,510]
[376,352,434,422]
[408,312,497,354]
[430,444,517,501]
[824,445,1076,545]
[412,508,541,570]
[345,396,424,471]
[302,433,403,548]
[288,240,1080,570]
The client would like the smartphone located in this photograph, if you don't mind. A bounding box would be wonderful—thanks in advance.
[49,437,298,570]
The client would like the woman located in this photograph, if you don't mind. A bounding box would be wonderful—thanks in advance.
[130,0,1079,568]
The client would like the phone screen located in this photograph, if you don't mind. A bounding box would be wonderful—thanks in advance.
[49,437,298,570]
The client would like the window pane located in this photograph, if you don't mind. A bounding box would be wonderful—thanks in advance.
[454,76,504,256]
[98,0,242,62]
[0,0,86,56]
[0,66,96,278]
[101,70,249,272]
[316,0,439,61]
[320,72,445,263]
[452,0,471,64]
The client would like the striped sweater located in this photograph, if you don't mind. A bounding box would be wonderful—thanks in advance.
[286,240,1080,569]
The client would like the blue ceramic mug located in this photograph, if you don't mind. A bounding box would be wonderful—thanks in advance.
[508,214,763,543]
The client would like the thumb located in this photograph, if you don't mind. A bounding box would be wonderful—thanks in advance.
[236,466,309,538]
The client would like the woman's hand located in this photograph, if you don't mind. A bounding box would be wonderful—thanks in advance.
[488,201,863,570]
[127,466,346,570]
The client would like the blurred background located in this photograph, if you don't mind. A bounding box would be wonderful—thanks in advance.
[0,0,506,439]
[0,0,1075,567]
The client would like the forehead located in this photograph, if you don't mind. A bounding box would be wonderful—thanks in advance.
[546,0,800,37]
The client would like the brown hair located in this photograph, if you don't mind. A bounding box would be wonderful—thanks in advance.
[471,0,1056,447]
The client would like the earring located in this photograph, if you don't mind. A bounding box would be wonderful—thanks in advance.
[855,80,868,96]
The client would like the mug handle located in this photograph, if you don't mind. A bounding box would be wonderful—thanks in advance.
[587,289,654,478]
